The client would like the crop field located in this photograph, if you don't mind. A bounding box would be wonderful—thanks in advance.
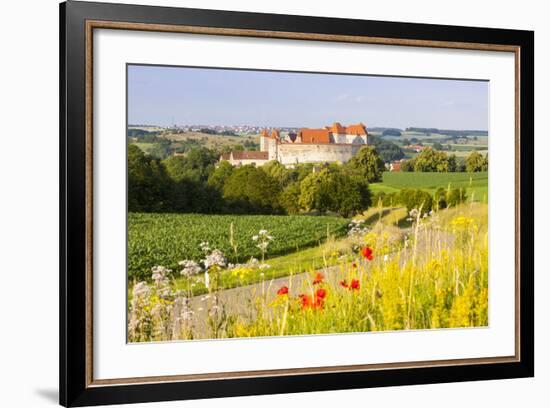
[370,171,488,202]
[128,213,349,281]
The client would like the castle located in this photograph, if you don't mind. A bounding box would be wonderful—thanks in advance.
[220,122,369,167]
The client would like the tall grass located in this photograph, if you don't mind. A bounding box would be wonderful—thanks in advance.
[128,203,488,342]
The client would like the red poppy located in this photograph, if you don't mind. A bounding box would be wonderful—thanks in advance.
[339,280,349,288]
[350,279,360,290]
[299,289,327,310]
[299,294,313,309]
[277,285,289,296]
[315,288,327,299]
[361,246,374,261]
[312,272,324,285]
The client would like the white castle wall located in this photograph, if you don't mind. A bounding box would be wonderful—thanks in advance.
[276,143,362,166]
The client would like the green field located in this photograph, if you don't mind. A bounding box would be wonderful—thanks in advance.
[128,213,348,281]
[370,171,488,202]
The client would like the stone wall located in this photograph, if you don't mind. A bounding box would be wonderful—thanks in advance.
[276,143,362,166]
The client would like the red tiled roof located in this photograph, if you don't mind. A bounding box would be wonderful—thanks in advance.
[345,123,367,135]
[230,151,269,160]
[299,128,331,143]
[331,122,346,133]
[391,161,401,171]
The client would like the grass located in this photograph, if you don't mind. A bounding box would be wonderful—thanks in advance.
[172,238,350,296]
[128,202,489,341]
[370,171,488,202]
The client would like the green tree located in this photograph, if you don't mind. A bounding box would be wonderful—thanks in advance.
[371,139,405,162]
[299,168,370,217]
[223,165,282,213]
[279,182,302,214]
[413,148,450,172]
[465,151,488,172]
[262,160,295,187]
[207,160,234,191]
[400,159,415,172]
[162,147,217,183]
[128,144,172,212]
[347,146,385,182]
[447,154,458,172]
[148,139,172,159]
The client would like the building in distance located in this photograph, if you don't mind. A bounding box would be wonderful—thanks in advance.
[220,122,369,167]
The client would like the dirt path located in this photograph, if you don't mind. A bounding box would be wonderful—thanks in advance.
[186,225,454,339]
[187,263,346,338]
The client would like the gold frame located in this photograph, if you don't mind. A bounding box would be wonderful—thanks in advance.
[84,20,521,388]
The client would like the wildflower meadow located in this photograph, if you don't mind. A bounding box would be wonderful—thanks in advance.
[128,201,488,342]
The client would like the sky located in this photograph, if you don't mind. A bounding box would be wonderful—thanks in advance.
[127,64,488,130]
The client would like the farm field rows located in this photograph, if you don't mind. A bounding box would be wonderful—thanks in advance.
[128,213,349,282]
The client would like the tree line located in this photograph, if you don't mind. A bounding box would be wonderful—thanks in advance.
[401,148,488,172]
[128,144,387,217]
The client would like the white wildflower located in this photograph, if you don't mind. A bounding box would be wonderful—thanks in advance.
[199,241,211,254]
[132,281,151,298]
[203,249,226,269]
[178,259,202,277]
[151,265,171,287]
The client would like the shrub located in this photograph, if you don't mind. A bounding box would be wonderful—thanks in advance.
[398,189,433,214]
[447,187,467,207]
[434,187,447,210]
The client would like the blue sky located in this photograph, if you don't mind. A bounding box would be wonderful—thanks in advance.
[128,64,488,130]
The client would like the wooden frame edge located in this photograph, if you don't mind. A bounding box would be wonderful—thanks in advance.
[77,14,528,394]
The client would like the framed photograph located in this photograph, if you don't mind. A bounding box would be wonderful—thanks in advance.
[60,1,534,406]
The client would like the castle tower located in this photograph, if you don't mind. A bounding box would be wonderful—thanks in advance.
[260,128,272,152]
[268,129,279,161]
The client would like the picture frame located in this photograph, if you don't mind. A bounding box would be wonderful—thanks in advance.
[60,1,534,406]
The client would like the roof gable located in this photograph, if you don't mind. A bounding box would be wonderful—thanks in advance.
[299,128,331,143]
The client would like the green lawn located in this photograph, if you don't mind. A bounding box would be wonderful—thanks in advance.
[370,171,488,202]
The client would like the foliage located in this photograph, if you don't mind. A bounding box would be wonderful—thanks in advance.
[299,167,371,217]
[381,128,402,137]
[465,151,489,172]
[163,147,218,183]
[371,139,405,162]
[148,139,172,159]
[446,187,468,207]
[279,182,302,214]
[207,160,234,190]
[398,189,433,214]
[413,147,451,172]
[128,144,172,212]
[346,146,385,182]
[222,166,282,214]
